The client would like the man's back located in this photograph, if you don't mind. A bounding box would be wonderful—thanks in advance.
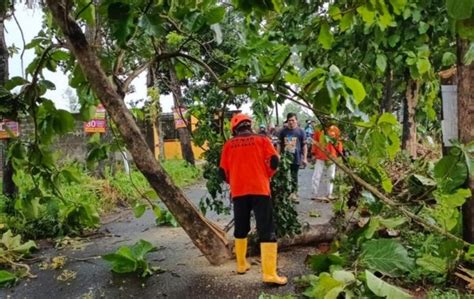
[220,133,277,198]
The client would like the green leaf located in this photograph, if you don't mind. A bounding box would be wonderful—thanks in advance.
[5,76,28,90]
[204,6,225,25]
[139,14,165,36]
[130,239,156,259]
[103,249,137,273]
[457,17,474,40]
[416,58,431,74]
[434,188,471,208]
[377,113,398,125]
[378,216,407,229]
[328,5,341,20]
[442,52,457,66]
[284,72,302,84]
[318,22,334,50]
[388,34,400,47]
[463,42,474,64]
[61,166,82,183]
[418,21,429,34]
[0,270,16,287]
[271,0,283,13]
[307,253,345,273]
[340,12,353,32]
[134,203,147,218]
[446,0,474,20]
[376,54,387,72]
[53,110,75,135]
[365,270,412,299]
[76,0,96,26]
[342,76,366,104]
[303,272,344,299]
[357,5,376,25]
[102,240,156,276]
[416,254,447,274]
[434,155,468,193]
[107,2,135,47]
[389,0,407,15]
[1,230,37,254]
[412,174,436,186]
[361,239,414,276]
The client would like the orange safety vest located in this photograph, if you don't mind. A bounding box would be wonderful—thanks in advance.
[220,133,278,198]
[312,130,343,161]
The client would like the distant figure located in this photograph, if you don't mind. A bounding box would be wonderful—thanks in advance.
[219,113,287,285]
[311,125,343,201]
[258,124,267,136]
[304,120,315,162]
[277,113,307,201]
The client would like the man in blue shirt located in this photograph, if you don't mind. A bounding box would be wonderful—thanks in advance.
[278,113,308,201]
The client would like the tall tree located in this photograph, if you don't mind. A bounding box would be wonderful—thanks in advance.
[458,39,474,242]
[0,1,16,199]
[168,60,195,165]
[45,0,231,265]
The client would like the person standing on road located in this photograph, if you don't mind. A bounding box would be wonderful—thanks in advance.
[219,113,287,285]
[277,113,308,201]
[311,125,343,201]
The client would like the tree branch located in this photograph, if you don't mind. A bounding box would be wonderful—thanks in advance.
[122,60,153,93]
[12,11,26,78]
[311,139,471,247]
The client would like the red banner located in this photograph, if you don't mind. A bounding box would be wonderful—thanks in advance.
[84,104,107,133]
[173,107,187,129]
[0,120,20,139]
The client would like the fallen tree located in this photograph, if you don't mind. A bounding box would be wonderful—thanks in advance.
[45,0,231,265]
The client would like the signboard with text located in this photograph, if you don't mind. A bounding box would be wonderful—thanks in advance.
[173,107,187,129]
[0,120,20,139]
[84,104,107,133]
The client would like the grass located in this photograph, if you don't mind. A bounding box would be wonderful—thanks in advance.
[0,159,203,237]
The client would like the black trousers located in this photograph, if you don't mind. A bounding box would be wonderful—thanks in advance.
[233,195,276,242]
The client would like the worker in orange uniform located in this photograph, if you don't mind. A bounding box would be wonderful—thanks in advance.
[219,113,287,285]
[311,125,343,201]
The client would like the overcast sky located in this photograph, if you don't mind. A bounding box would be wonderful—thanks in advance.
[5,4,173,112]
[6,4,277,118]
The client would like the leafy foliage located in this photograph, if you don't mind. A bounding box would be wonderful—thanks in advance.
[102,239,157,277]
[271,153,301,237]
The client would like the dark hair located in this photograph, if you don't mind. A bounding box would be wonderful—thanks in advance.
[286,112,297,120]
[235,121,252,134]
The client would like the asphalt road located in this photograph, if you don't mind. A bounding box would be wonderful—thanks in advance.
[1,167,333,299]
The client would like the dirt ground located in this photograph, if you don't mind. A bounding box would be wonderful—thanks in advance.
[1,168,333,299]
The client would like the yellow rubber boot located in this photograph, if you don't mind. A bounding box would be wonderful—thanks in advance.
[261,242,287,285]
[235,238,251,274]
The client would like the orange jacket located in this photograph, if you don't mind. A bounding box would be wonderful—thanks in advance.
[220,133,278,198]
[312,130,343,160]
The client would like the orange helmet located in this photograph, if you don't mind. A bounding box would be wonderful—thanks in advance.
[327,125,340,138]
[231,113,252,132]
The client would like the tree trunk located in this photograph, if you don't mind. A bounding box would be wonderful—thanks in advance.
[381,64,393,113]
[46,0,231,265]
[402,79,419,158]
[0,11,16,199]
[457,38,474,243]
[168,62,195,165]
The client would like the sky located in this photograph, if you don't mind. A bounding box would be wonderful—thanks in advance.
[5,4,173,112]
[5,4,284,118]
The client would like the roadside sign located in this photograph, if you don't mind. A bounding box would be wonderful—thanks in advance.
[173,107,187,129]
[84,104,107,133]
[0,120,20,139]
